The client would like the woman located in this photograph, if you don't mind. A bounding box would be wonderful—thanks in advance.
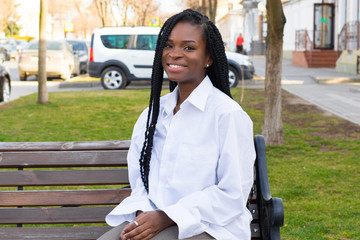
[99,9,255,240]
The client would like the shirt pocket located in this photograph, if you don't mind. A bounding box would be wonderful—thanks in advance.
[169,143,218,196]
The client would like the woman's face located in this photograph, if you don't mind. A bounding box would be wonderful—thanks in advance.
[162,21,212,87]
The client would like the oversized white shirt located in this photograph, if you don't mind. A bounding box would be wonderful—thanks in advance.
[106,76,256,239]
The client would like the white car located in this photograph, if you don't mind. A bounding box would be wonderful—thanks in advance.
[18,39,80,81]
[89,27,254,89]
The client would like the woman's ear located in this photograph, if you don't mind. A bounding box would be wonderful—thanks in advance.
[206,56,213,68]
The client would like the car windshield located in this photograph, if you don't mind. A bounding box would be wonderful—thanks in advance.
[68,41,87,51]
[27,41,63,50]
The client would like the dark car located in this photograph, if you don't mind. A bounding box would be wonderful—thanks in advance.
[0,63,11,103]
[0,37,18,61]
[66,39,89,74]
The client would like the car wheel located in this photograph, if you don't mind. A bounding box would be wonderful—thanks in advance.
[61,66,71,80]
[20,73,27,81]
[101,67,127,89]
[228,65,240,88]
[0,77,11,102]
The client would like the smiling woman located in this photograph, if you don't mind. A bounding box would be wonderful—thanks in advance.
[99,9,256,240]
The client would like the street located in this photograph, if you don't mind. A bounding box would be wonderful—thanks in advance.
[250,56,360,126]
[4,57,360,126]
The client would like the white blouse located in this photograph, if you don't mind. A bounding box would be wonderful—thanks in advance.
[106,76,256,239]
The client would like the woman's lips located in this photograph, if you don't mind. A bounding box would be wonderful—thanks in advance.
[167,64,187,72]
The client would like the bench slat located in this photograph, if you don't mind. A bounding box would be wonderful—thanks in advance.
[0,140,131,151]
[0,189,131,207]
[0,207,113,224]
[0,150,127,168]
[0,226,112,240]
[0,169,129,186]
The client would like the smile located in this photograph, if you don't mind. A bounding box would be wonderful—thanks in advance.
[168,64,186,69]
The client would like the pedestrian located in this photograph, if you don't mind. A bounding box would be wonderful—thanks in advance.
[98,9,255,240]
[236,33,244,54]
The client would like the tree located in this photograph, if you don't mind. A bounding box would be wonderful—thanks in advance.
[38,0,48,104]
[130,0,158,26]
[94,0,111,27]
[262,0,286,145]
[0,0,19,34]
[74,0,101,38]
[184,0,218,22]
[110,0,132,26]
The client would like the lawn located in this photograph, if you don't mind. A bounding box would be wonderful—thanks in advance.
[0,88,359,239]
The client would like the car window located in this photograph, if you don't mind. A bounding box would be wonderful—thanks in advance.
[134,35,157,50]
[47,42,63,50]
[26,41,63,50]
[100,35,130,49]
[68,41,87,51]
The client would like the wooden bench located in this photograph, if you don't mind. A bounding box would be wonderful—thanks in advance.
[0,135,284,239]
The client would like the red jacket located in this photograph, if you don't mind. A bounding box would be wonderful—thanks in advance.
[236,36,244,46]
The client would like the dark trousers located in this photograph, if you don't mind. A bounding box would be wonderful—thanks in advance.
[236,45,243,53]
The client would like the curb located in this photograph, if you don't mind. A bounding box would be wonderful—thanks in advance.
[59,81,101,88]
[313,77,360,84]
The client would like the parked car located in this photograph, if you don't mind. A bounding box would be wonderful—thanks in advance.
[16,39,29,54]
[0,63,11,103]
[0,37,18,61]
[0,47,6,63]
[88,26,255,89]
[66,39,89,74]
[18,39,80,81]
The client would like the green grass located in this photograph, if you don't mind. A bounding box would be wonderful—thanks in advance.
[1,88,359,239]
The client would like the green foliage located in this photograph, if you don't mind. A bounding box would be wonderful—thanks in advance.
[4,22,21,36]
[0,88,359,239]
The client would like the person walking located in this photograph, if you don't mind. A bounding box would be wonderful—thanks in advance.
[236,33,244,54]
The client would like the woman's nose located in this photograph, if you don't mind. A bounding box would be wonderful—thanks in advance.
[168,47,183,58]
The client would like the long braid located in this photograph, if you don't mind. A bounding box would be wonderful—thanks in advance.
[139,9,231,192]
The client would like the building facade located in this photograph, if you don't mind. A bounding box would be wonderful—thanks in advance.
[283,0,359,73]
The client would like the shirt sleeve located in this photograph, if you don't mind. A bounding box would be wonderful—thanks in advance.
[160,109,256,239]
[105,108,156,227]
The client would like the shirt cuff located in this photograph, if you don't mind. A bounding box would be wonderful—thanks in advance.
[161,204,206,239]
[105,196,155,227]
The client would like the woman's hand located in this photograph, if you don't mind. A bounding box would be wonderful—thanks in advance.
[120,210,175,240]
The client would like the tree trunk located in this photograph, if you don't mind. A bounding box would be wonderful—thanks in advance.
[262,0,286,145]
[208,0,217,23]
[38,0,48,104]
[95,0,107,27]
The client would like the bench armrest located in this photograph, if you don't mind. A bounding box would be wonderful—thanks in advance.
[254,135,284,240]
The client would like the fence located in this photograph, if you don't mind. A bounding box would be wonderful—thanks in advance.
[338,21,360,51]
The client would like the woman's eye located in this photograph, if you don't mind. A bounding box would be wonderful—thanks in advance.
[164,43,172,48]
[184,46,195,50]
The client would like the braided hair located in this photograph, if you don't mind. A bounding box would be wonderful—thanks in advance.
[139,9,231,192]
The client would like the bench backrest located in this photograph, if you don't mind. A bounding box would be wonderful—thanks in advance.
[0,139,265,239]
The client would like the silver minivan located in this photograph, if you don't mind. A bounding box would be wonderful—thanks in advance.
[89,26,254,89]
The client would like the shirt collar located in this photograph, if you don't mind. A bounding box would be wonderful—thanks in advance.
[161,76,213,115]
[187,76,212,112]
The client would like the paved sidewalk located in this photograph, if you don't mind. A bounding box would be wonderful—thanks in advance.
[250,56,360,126]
